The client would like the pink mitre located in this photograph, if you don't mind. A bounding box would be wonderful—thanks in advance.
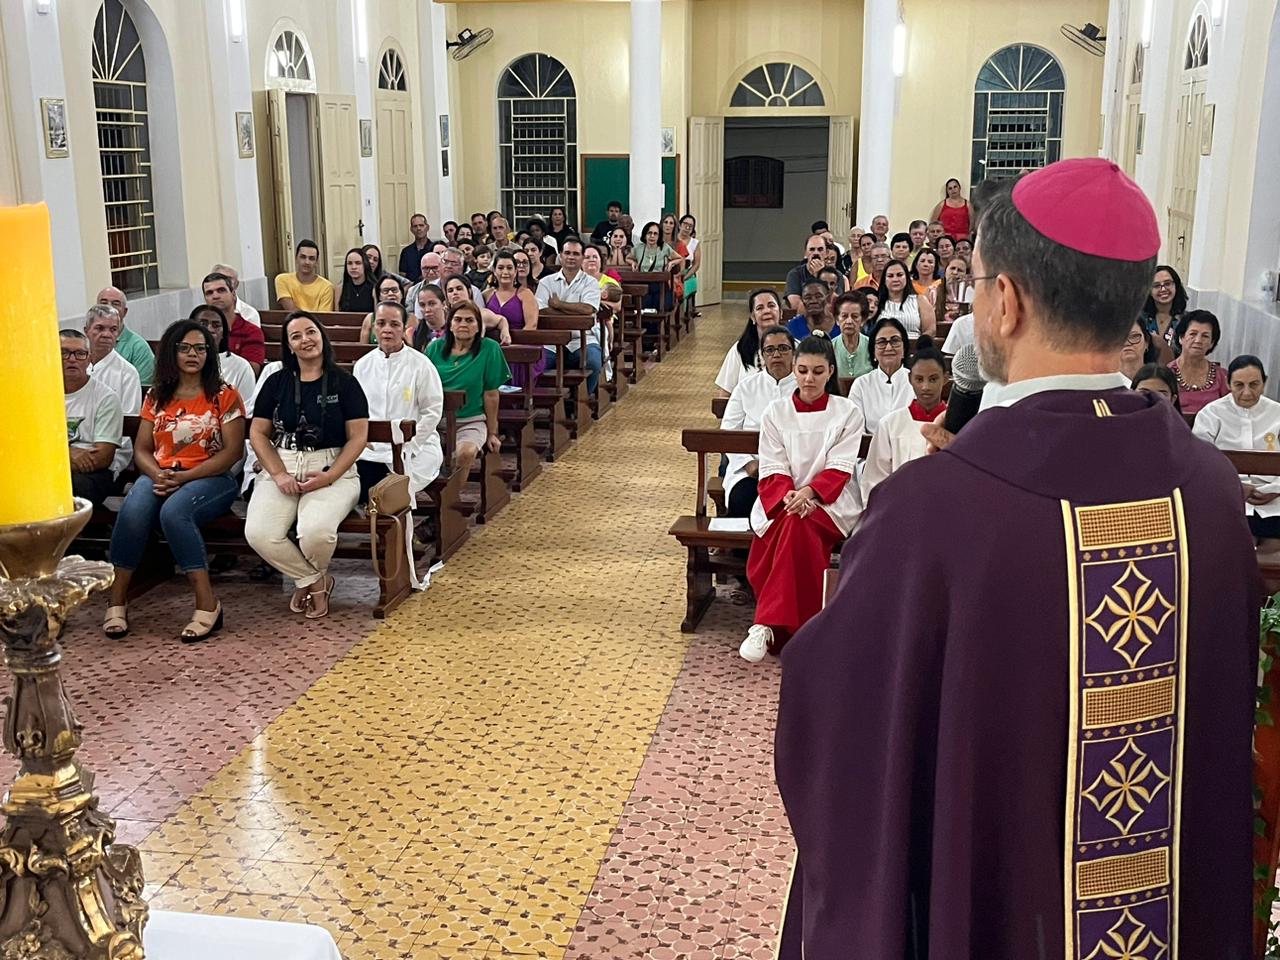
[1011,157,1160,262]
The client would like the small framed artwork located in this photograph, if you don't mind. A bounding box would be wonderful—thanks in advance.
[1200,103,1215,156]
[359,119,373,158]
[235,111,254,159]
[441,149,450,178]
[1135,113,1146,156]
[439,114,450,149]
[41,98,68,158]
[661,126,675,156]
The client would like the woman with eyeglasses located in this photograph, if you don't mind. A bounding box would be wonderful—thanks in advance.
[103,320,247,643]
[1141,265,1187,354]
[1118,318,1172,383]
[189,303,256,404]
[1168,309,1229,415]
[861,336,949,498]
[740,335,865,664]
[848,316,913,432]
[358,275,406,345]
[722,327,798,519]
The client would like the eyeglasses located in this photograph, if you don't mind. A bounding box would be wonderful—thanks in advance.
[762,344,794,356]
[176,343,209,355]
[1151,281,1176,291]
[60,349,89,360]
[874,337,904,348]
[1125,332,1145,345]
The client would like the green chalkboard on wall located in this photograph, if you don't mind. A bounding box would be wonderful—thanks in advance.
[580,155,681,230]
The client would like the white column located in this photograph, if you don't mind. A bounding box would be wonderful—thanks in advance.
[857,0,897,228]
[1134,3,1175,203]
[629,0,663,227]
[416,0,455,223]
[1098,0,1129,160]
[202,0,265,304]
[0,0,87,317]
[338,0,379,247]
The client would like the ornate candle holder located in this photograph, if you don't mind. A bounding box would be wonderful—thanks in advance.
[0,499,146,958]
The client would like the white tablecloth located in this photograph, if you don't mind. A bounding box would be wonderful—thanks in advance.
[144,911,341,960]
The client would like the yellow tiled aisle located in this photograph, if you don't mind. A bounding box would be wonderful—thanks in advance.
[140,306,737,959]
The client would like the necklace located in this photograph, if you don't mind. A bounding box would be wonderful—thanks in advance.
[1175,360,1216,391]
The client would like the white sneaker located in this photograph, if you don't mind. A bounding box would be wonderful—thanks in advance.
[739,624,773,663]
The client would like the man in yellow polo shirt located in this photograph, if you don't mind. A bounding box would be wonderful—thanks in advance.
[274,239,335,311]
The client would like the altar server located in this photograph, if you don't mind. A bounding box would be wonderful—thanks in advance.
[775,159,1257,959]
[721,326,798,518]
[740,336,864,663]
[1193,354,1280,554]
[352,300,444,499]
[860,336,948,499]
[847,315,912,432]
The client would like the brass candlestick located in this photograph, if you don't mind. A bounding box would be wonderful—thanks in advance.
[0,499,146,959]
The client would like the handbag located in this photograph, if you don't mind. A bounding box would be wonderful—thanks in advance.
[367,472,412,585]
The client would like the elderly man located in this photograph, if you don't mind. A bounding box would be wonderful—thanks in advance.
[84,305,141,417]
[95,285,155,385]
[203,272,266,374]
[776,159,1256,960]
[210,262,261,327]
[869,214,889,243]
[274,239,334,311]
[61,328,123,506]
[405,252,443,322]
[438,247,486,306]
[397,213,434,282]
[853,242,891,291]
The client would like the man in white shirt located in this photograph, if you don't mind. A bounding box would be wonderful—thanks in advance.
[535,236,603,394]
[61,329,123,505]
[722,327,797,517]
[84,305,141,416]
[212,262,261,327]
[942,311,974,356]
[352,301,444,500]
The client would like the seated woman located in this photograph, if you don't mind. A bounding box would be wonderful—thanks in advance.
[411,283,448,349]
[1168,309,1229,415]
[189,304,255,403]
[878,259,934,338]
[338,248,375,313]
[678,214,701,317]
[583,244,623,357]
[425,301,512,478]
[362,243,408,287]
[633,221,683,313]
[787,281,837,340]
[352,301,444,500]
[722,327,797,518]
[245,312,369,620]
[605,226,638,271]
[444,274,510,344]
[1193,355,1280,554]
[861,336,949,498]
[715,289,783,398]
[910,249,941,304]
[848,316,913,432]
[103,320,245,642]
[1131,363,1180,408]
[832,292,874,381]
[486,250,544,387]
[889,232,913,263]
[1119,317,1174,383]
[360,275,407,344]
[741,335,864,663]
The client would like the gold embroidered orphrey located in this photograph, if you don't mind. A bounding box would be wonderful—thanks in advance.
[0,500,147,958]
[1062,494,1186,960]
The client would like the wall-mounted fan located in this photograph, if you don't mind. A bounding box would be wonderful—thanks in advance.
[1061,22,1106,57]
[447,27,494,61]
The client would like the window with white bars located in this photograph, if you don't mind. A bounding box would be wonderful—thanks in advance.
[971,44,1065,188]
[497,54,577,228]
[92,0,158,296]
[1184,15,1209,69]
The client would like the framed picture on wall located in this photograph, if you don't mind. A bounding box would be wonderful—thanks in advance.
[661,127,675,156]
[1200,104,1215,156]
[441,149,450,178]
[360,119,373,158]
[1135,113,1146,156]
[41,98,68,158]
[439,115,450,149]
[235,111,254,159]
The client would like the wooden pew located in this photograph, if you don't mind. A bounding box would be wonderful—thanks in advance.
[497,344,544,492]
[259,309,368,329]
[620,284,656,366]
[263,323,366,344]
[538,310,601,434]
[617,270,679,356]
[507,329,572,460]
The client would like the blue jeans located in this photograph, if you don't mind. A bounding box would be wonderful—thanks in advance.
[109,473,239,574]
[544,343,603,395]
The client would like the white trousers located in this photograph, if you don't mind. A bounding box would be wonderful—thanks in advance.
[244,447,359,588]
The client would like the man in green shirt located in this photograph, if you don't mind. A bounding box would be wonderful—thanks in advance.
[95,285,155,385]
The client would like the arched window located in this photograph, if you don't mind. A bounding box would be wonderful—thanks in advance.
[378,48,406,92]
[1184,15,1209,69]
[971,44,1065,187]
[498,54,577,226]
[731,62,825,108]
[92,0,157,296]
[266,27,316,92]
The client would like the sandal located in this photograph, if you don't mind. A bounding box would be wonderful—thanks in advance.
[180,604,223,644]
[102,606,129,639]
[304,574,335,620]
[289,585,311,614]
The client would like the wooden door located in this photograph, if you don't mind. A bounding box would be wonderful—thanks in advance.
[1167,75,1206,277]
[375,90,412,267]
[267,89,294,275]
[1121,93,1141,177]
[317,94,361,279]
[826,116,856,233]
[688,116,724,305]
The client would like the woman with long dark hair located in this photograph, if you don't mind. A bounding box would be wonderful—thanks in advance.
[338,248,376,313]
[487,249,544,386]
[716,288,783,397]
[359,274,406,345]
[877,258,933,338]
[1141,264,1188,354]
[929,177,972,242]
[103,320,246,642]
[548,206,578,247]
[245,312,370,619]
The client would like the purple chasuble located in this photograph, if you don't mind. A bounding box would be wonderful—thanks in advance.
[774,387,1258,960]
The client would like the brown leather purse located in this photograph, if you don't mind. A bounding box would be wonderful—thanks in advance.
[367,472,411,582]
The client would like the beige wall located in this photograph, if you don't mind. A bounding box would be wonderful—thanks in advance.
[449,0,691,222]
[890,0,1107,228]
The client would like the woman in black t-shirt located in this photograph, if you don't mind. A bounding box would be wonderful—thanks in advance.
[245,311,369,619]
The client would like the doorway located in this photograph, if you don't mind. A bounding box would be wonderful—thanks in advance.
[286,93,318,250]
[722,117,830,285]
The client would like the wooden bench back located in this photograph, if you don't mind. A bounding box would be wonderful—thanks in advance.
[259,309,368,329]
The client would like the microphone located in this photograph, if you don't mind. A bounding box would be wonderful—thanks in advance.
[943,342,987,435]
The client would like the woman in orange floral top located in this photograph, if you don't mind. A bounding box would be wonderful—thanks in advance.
[104,320,246,643]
